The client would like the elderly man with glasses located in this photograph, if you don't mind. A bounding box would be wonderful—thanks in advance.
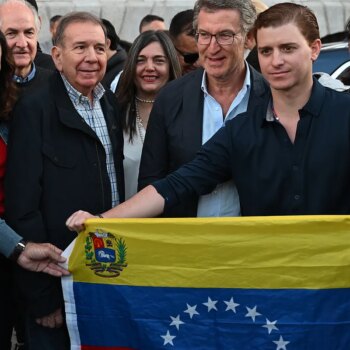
[137,0,268,218]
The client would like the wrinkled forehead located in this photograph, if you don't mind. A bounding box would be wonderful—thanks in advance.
[60,21,107,45]
[0,2,38,31]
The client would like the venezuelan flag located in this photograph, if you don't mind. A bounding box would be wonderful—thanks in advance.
[62,216,350,350]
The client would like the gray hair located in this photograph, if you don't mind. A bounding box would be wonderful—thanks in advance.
[0,0,41,32]
[193,0,257,35]
[54,11,107,47]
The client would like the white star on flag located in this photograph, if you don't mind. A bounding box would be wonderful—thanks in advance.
[203,297,218,312]
[161,330,176,346]
[169,315,185,330]
[245,306,261,322]
[262,318,279,334]
[224,297,240,313]
[184,303,199,319]
[273,335,290,350]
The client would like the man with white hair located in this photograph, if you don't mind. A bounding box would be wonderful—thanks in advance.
[0,0,51,92]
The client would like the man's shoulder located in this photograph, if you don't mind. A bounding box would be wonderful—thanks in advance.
[16,71,60,107]
[160,68,203,95]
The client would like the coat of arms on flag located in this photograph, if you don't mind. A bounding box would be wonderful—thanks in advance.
[84,231,127,277]
[62,216,350,349]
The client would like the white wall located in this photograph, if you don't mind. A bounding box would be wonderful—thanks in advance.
[36,0,350,44]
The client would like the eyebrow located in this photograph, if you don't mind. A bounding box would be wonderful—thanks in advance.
[5,26,36,32]
[72,41,106,46]
[258,42,298,49]
[138,54,167,59]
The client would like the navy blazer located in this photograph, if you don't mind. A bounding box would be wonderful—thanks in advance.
[139,66,268,217]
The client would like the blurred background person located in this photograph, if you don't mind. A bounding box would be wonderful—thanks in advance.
[169,9,201,75]
[41,14,62,54]
[116,30,181,199]
[139,14,166,33]
[100,18,127,89]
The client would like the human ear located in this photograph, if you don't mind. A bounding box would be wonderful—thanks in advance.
[310,38,321,62]
[51,46,63,71]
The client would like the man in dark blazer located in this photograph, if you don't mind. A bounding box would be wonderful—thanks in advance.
[5,12,124,350]
[138,0,268,217]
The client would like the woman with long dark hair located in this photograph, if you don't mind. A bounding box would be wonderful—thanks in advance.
[115,30,181,199]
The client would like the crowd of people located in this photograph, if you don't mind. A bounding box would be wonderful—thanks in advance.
[0,0,350,348]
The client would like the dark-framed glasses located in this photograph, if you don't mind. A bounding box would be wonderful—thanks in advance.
[175,48,199,64]
[195,31,240,46]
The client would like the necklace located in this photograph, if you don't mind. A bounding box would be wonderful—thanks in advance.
[135,95,155,104]
[135,100,145,143]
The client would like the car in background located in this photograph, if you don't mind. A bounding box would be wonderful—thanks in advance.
[313,41,350,86]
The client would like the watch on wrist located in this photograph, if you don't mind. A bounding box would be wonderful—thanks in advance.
[10,239,27,262]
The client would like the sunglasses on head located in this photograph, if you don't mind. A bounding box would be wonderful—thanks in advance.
[175,48,199,64]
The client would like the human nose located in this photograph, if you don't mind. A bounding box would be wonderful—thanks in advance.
[271,50,284,66]
[85,46,98,61]
[15,33,28,48]
[207,34,220,50]
[145,59,155,70]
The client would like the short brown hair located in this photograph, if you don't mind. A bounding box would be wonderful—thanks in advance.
[253,2,320,45]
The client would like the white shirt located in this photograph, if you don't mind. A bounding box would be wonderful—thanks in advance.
[123,109,146,200]
[196,62,251,217]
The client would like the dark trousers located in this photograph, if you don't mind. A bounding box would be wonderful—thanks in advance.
[25,313,70,350]
[0,258,14,350]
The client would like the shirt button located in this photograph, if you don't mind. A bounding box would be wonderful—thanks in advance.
[294,194,300,200]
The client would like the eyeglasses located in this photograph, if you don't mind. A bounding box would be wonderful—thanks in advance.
[175,48,199,64]
[195,31,240,46]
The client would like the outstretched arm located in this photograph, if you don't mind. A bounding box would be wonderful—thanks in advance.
[66,185,165,231]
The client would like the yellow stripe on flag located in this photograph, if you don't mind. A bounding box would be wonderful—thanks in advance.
[68,215,350,289]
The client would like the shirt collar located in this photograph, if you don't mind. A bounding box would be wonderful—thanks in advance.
[200,61,251,96]
[262,77,325,127]
[13,63,36,84]
[61,73,105,105]
[300,77,325,118]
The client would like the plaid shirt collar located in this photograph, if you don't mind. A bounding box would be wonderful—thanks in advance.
[60,73,105,105]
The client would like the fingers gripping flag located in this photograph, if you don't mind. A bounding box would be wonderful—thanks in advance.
[62,216,350,349]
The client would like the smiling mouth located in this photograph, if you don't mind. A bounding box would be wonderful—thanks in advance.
[80,70,99,73]
[143,76,158,82]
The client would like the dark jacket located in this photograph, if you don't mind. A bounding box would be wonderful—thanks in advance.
[138,66,268,217]
[15,65,52,94]
[5,71,125,317]
[101,45,127,89]
[34,43,56,71]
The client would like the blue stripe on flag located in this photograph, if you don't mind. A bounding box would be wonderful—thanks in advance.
[73,283,350,349]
